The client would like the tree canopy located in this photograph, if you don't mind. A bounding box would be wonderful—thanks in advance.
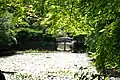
[1,0,120,72]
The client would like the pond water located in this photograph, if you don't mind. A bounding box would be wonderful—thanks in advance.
[0,52,97,80]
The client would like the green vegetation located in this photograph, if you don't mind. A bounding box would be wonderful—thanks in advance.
[15,28,56,50]
[81,0,120,72]
[10,73,38,80]
[1,0,120,75]
[23,49,57,53]
[10,70,73,80]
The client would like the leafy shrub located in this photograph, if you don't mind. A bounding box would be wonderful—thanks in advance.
[71,34,87,53]
[16,28,56,42]
[16,28,43,43]
[86,21,120,72]
[73,34,86,42]
[0,29,17,51]
[74,66,105,80]
[44,34,56,42]
[16,28,57,50]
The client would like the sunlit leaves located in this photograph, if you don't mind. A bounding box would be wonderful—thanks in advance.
[81,0,120,72]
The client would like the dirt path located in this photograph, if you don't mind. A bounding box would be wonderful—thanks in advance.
[0,52,96,80]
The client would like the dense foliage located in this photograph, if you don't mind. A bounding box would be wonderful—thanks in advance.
[1,0,120,73]
[78,0,120,72]
[15,28,56,50]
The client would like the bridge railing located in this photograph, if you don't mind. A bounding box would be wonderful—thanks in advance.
[56,37,73,51]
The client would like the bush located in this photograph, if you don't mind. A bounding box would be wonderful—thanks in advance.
[44,34,56,42]
[71,34,87,53]
[16,28,43,43]
[0,37,17,52]
[0,29,17,52]
[73,34,86,42]
[16,28,57,50]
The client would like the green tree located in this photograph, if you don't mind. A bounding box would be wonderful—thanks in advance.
[78,0,120,72]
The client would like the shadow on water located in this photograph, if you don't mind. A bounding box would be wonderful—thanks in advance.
[0,70,17,80]
[0,50,23,58]
[0,51,19,80]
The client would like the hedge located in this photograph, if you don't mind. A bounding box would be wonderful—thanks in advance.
[15,28,57,50]
[71,34,87,52]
